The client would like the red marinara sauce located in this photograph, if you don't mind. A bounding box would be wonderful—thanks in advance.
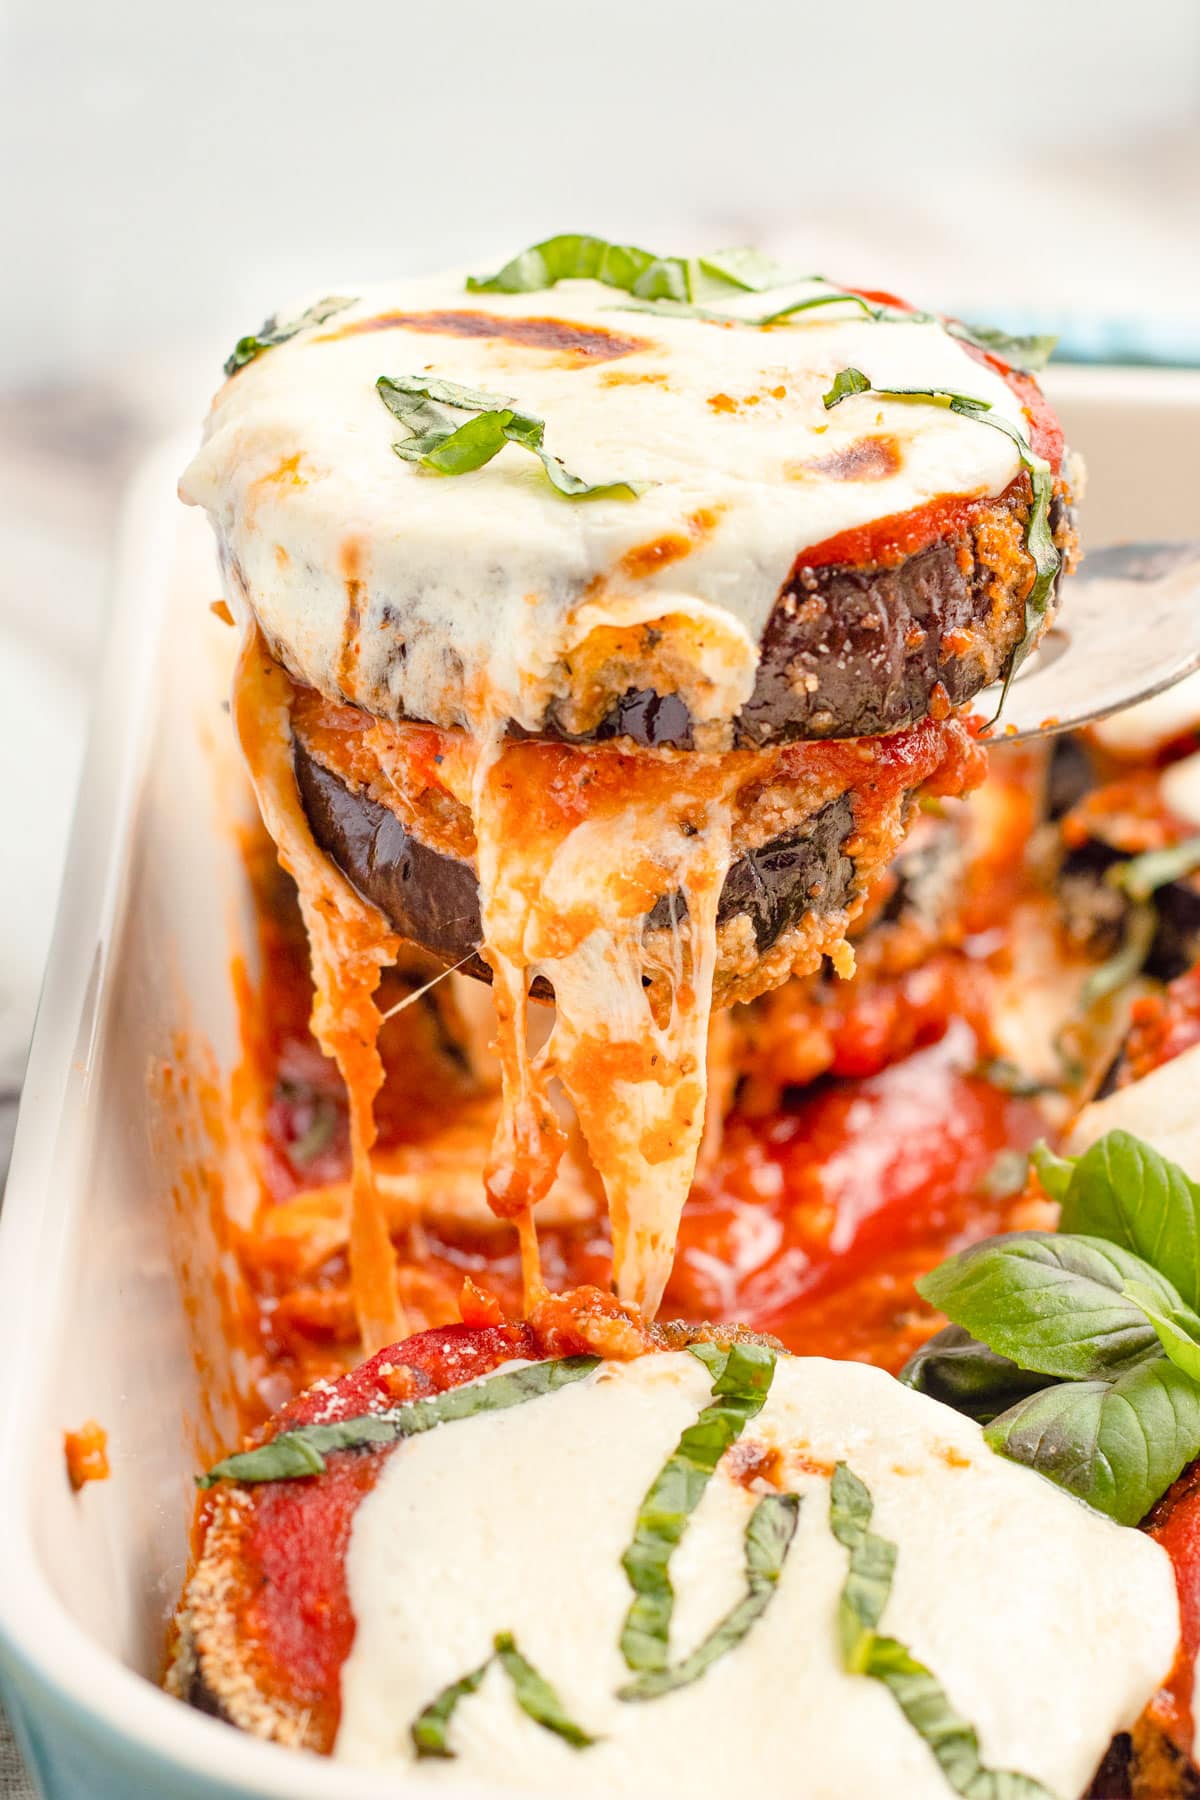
[225,1322,541,1750]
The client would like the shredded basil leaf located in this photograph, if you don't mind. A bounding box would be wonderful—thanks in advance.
[1077,901,1157,1012]
[493,1633,597,1748]
[830,1464,1055,1798]
[946,321,1058,373]
[618,1341,776,1675]
[466,234,800,302]
[376,373,649,500]
[198,1355,600,1487]
[821,368,1060,716]
[1107,835,1200,902]
[410,1657,491,1758]
[223,295,355,377]
[619,1490,800,1701]
[411,1632,596,1759]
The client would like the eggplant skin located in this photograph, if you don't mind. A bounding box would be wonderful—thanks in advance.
[521,486,1072,749]
[294,741,858,986]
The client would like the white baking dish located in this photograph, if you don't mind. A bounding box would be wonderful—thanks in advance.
[0,368,1198,1799]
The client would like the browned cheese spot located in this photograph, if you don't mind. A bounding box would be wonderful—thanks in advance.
[317,309,649,366]
[618,507,721,581]
[788,435,903,484]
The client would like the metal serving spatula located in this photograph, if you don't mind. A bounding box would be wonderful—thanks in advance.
[977,541,1200,742]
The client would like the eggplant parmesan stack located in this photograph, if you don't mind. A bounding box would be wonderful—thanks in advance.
[173,1312,1176,1794]
[182,239,1076,1336]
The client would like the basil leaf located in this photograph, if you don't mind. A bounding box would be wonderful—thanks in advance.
[947,321,1058,372]
[986,1356,1200,1526]
[619,1341,776,1674]
[829,1463,896,1656]
[823,366,872,406]
[467,234,691,301]
[973,1058,1050,1099]
[288,1095,339,1165]
[857,1634,1054,1800]
[493,1633,597,1749]
[830,1464,1053,1798]
[198,1355,600,1486]
[619,1491,800,1700]
[915,1232,1183,1379]
[899,1325,1056,1424]
[411,1633,597,1758]
[1030,1140,1075,1204]
[376,372,649,500]
[694,247,803,293]
[1060,1130,1200,1311]
[821,369,1060,716]
[1108,835,1200,902]
[466,235,802,303]
[1077,901,1157,1012]
[1124,1281,1200,1383]
[223,295,355,377]
[410,1657,490,1758]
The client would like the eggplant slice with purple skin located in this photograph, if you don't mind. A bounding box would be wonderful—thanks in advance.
[294,741,860,991]
[505,486,1074,748]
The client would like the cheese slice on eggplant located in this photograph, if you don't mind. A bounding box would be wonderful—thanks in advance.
[335,1351,1177,1796]
[1066,1040,1200,1175]
[181,274,1033,737]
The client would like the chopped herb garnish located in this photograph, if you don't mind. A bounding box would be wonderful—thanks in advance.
[946,321,1059,373]
[903,1130,1200,1524]
[376,374,649,500]
[466,233,801,302]
[619,1490,800,1700]
[619,1341,776,1676]
[223,296,355,377]
[973,1058,1052,1099]
[1107,835,1200,903]
[411,1631,597,1758]
[198,1355,599,1487]
[822,368,1060,718]
[1077,901,1157,1012]
[830,1464,1055,1798]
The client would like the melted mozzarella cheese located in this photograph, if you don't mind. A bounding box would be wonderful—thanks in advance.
[181,273,1030,735]
[335,1352,1177,1796]
[1066,1041,1200,1174]
[1160,749,1200,829]
[470,739,745,1313]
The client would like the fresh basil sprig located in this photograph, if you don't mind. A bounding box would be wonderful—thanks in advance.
[904,1129,1200,1524]
[223,295,355,377]
[198,1355,599,1487]
[411,1630,597,1758]
[830,1464,1053,1799]
[822,368,1060,714]
[376,374,649,500]
[619,1341,776,1676]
